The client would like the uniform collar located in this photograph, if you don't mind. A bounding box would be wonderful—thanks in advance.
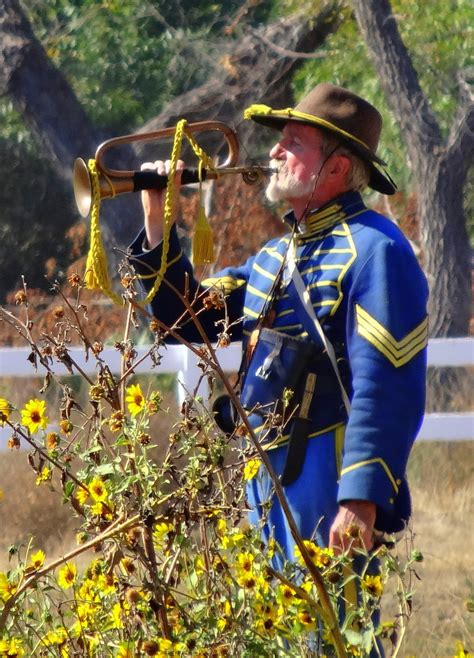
[283,191,366,238]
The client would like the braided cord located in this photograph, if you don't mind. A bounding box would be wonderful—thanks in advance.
[140,119,187,306]
[84,121,216,307]
[84,159,122,305]
[141,121,217,304]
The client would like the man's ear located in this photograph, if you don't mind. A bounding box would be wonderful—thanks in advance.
[329,154,351,180]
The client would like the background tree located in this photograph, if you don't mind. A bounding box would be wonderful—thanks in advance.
[0,0,341,300]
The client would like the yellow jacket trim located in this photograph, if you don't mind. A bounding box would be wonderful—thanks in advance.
[276,308,294,319]
[260,247,284,263]
[341,457,399,493]
[356,304,428,367]
[246,283,272,301]
[275,322,303,331]
[243,306,260,319]
[307,280,339,291]
[301,263,346,277]
[252,262,277,281]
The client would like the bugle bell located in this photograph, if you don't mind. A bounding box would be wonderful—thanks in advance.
[73,120,273,217]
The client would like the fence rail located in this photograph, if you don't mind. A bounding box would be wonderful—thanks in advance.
[1,337,472,443]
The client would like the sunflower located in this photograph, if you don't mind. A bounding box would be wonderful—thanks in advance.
[0,398,12,426]
[362,574,384,598]
[243,458,261,481]
[125,383,146,417]
[30,549,46,570]
[89,476,107,502]
[57,563,77,590]
[21,399,48,433]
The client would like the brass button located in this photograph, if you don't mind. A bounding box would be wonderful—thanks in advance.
[396,479,402,486]
[389,498,394,505]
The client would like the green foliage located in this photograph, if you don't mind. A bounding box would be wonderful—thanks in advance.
[290,0,472,190]
[21,0,275,133]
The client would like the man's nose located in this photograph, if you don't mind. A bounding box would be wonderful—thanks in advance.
[269,141,284,159]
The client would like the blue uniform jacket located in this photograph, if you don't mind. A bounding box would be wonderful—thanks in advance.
[128,191,428,534]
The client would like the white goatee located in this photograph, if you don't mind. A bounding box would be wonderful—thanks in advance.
[265,160,316,203]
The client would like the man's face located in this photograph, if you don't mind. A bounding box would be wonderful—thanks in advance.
[266,123,325,205]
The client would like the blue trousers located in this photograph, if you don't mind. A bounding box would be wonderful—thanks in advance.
[246,428,384,657]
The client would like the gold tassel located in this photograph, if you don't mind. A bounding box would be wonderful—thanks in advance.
[192,204,215,265]
[84,248,99,290]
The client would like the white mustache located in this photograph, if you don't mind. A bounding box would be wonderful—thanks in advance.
[268,159,287,175]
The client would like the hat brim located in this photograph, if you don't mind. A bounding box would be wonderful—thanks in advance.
[251,114,397,196]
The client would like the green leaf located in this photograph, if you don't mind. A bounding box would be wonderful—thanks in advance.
[62,480,75,501]
[94,464,116,476]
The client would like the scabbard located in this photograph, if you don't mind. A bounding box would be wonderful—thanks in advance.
[280,416,312,486]
[280,371,317,486]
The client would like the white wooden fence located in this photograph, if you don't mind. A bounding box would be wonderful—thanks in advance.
[1,337,472,444]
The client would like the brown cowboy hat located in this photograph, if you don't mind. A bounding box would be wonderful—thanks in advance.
[245,82,396,195]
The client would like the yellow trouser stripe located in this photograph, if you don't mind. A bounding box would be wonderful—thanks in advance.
[334,425,345,478]
[343,564,359,630]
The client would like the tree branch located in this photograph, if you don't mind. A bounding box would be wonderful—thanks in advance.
[136,7,342,159]
[446,96,474,171]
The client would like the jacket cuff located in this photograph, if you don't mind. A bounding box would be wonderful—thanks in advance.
[337,458,401,514]
[128,225,182,279]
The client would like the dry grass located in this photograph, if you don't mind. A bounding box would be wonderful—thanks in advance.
[399,441,474,656]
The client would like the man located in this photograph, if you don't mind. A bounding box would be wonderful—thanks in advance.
[128,83,428,563]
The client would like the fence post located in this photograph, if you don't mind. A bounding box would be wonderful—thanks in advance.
[176,345,210,407]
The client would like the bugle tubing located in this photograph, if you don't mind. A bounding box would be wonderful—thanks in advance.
[73,120,272,217]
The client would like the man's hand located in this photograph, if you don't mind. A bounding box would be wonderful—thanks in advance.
[329,500,376,553]
[141,159,184,250]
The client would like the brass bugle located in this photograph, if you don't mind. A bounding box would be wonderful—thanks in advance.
[73,120,273,217]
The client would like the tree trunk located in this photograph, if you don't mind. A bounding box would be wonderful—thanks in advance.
[351,0,473,339]
[0,0,103,172]
[352,0,474,410]
[136,7,343,160]
[419,157,470,338]
[0,0,140,244]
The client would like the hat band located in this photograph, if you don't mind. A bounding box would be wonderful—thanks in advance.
[244,104,371,153]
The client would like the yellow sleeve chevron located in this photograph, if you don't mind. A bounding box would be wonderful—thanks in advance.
[201,275,246,295]
[355,304,428,367]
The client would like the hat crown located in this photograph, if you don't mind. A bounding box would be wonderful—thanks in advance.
[294,83,382,154]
